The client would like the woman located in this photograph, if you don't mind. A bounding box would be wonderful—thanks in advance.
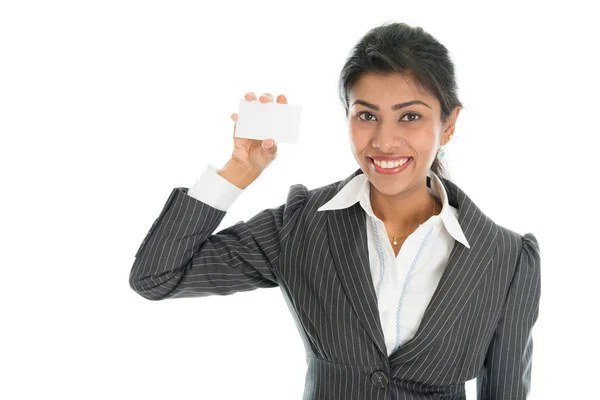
[129,22,541,400]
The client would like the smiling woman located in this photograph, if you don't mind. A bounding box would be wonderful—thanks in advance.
[346,71,459,243]
[130,21,541,400]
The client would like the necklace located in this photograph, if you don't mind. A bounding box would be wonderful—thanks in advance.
[388,196,436,246]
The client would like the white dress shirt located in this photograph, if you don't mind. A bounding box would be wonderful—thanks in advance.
[187,165,470,356]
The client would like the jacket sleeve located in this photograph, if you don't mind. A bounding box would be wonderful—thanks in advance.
[129,185,306,301]
[477,233,542,399]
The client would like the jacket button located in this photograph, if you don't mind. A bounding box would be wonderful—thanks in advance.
[370,370,389,388]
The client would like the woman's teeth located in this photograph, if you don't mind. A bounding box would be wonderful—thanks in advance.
[372,158,411,168]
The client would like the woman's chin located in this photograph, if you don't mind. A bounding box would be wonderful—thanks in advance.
[369,179,410,197]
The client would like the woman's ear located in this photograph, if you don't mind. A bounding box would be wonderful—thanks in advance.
[442,107,461,141]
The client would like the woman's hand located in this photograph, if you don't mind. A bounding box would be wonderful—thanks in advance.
[217,91,286,189]
[229,91,286,174]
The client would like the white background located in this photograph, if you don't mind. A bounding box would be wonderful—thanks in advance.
[1,1,598,399]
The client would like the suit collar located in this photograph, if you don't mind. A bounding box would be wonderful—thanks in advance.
[317,169,470,249]
[323,168,498,362]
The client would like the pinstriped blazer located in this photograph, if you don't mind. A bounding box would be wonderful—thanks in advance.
[129,167,541,400]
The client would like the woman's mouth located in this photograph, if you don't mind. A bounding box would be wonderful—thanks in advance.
[368,157,413,175]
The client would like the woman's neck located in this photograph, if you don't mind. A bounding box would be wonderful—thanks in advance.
[369,182,439,235]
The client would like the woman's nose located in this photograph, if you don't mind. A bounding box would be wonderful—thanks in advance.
[373,125,403,153]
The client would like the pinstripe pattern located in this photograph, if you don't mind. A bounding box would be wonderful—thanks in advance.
[130,168,541,399]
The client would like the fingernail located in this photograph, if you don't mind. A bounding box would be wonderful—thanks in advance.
[264,140,274,149]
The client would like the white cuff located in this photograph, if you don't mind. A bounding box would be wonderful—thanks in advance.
[187,164,244,211]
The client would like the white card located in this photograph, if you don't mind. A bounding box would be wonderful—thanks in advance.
[234,99,302,144]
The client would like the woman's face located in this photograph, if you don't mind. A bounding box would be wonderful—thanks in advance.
[347,71,459,199]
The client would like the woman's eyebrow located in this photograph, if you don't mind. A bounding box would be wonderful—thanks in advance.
[351,99,431,110]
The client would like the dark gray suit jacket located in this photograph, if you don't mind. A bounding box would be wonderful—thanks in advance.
[129,168,541,400]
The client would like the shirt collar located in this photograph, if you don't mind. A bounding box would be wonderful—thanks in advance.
[317,170,470,249]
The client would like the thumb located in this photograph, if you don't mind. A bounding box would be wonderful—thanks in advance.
[261,139,278,165]
[262,139,277,151]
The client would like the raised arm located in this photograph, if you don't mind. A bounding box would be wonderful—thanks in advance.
[129,182,306,300]
[129,90,299,300]
[477,233,542,399]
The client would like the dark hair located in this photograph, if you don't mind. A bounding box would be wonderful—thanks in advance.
[338,22,464,180]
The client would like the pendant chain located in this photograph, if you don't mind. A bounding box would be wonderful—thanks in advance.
[389,196,436,246]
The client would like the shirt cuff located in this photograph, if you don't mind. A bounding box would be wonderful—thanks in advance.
[187,164,244,211]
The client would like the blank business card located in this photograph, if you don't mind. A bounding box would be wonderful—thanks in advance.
[234,99,302,144]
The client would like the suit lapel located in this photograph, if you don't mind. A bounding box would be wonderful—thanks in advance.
[325,168,387,355]
[326,169,498,362]
[327,199,388,356]
[388,175,498,363]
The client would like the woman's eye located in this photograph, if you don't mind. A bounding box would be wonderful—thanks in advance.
[357,111,376,121]
[401,113,421,122]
